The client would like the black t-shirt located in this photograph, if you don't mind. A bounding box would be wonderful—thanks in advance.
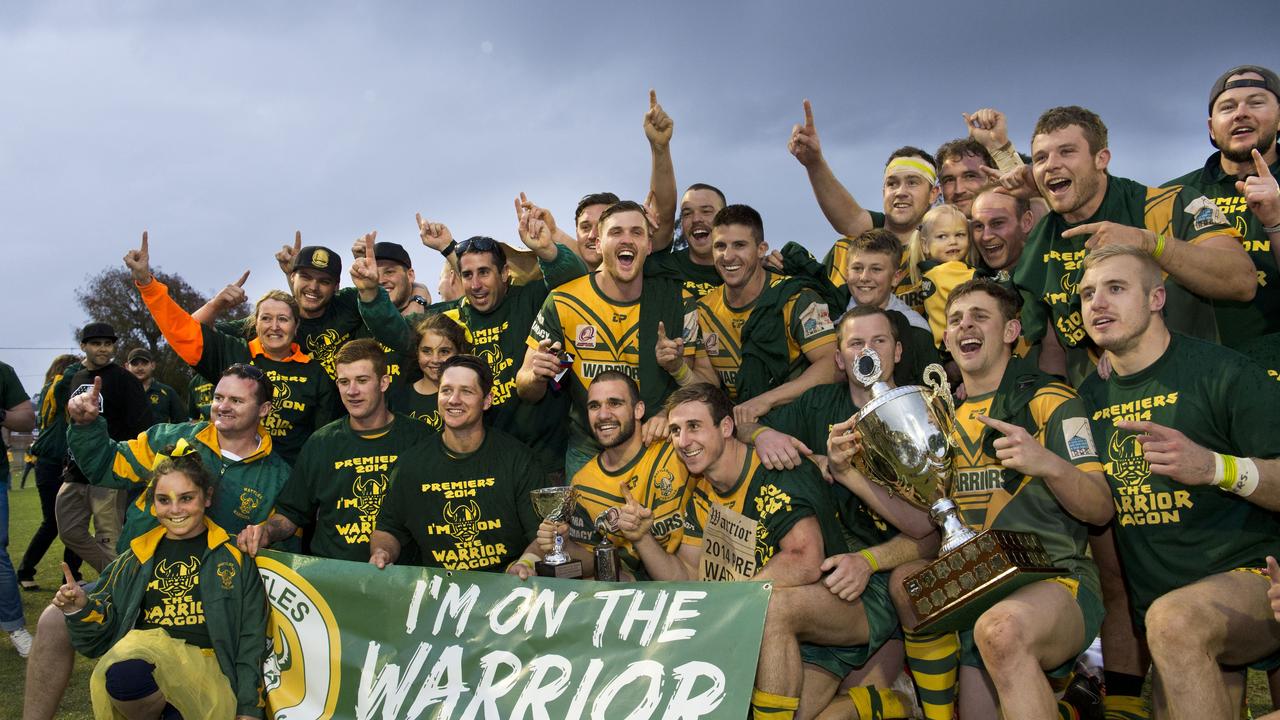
[66,363,150,483]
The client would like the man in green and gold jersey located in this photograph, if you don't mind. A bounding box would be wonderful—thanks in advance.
[690,204,840,426]
[372,355,541,572]
[1077,245,1280,719]
[507,371,692,581]
[889,278,1112,720]
[518,200,698,477]
[236,339,432,562]
[1163,64,1280,348]
[1008,105,1256,384]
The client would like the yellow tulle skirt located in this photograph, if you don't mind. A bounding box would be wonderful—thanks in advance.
[89,628,237,720]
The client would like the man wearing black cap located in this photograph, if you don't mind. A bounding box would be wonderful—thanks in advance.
[124,347,187,425]
[358,239,432,317]
[53,323,149,571]
[1163,64,1280,349]
[270,235,367,380]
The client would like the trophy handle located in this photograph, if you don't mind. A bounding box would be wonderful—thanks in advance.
[922,363,957,447]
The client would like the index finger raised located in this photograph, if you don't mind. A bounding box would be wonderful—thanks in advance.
[293,230,302,251]
[802,99,814,128]
[235,270,250,287]
[1254,148,1274,178]
[976,414,1019,435]
[140,230,149,253]
[61,561,77,587]
[649,88,657,109]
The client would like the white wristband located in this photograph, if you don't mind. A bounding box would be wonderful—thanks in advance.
[1215,452,1260,497]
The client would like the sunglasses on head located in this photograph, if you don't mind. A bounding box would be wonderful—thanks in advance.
[456,236,498,255]
[227,363,267,381]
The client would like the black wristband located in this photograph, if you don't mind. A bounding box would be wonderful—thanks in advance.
[441,240,458,258]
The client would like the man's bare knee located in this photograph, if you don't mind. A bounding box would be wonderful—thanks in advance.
[1145,594,1215,660]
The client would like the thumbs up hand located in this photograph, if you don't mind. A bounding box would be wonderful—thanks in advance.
[615,481,654,543]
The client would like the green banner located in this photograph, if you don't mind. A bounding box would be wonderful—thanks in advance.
[255,550,771,719]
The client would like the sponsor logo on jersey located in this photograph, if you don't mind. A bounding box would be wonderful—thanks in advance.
[704,332,720,356]
[1186,196,1229,231]
[1061,417,1097,461]
[799,302,833,339]
[575,324,597,349]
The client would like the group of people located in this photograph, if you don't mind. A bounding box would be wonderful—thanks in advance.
[2,65,1279,720]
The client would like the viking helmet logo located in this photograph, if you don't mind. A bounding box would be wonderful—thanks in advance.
[155,556,200,598]
[263,630,293,693]
[444,499,483,543]
[1108,431,1150,487]
[352,474,389,518]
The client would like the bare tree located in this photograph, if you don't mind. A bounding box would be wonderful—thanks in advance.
[74,266,250,397]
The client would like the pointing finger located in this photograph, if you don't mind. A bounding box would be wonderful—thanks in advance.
[91,376,102,397]
[1115,420,1165,436]
[416,212,425,231]
[364,232,376,257]
[803,99,814,128]
[649,88,657,109]
[1061,223,1103,238]
[975,414,1018,434]
[61,561,76,587]
[657,320,667,338]
[235,270,250,287]
[1254,148,1274,179]
[293,230,302,252]
[140,230,149,254]
[620,480,641,507]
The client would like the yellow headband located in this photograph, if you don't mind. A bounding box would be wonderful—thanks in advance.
[884,157,938,186]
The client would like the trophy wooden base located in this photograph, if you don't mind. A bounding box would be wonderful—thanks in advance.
[905,529,1065,633]
[535,559,583,578]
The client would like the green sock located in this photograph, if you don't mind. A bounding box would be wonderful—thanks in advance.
[903,630,959,720]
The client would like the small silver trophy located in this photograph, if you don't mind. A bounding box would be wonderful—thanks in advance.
[530,486,583,578]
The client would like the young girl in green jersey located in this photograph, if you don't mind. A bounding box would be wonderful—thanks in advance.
[55,451,267,720]
[395,313,471,431]
[908,204,977,347]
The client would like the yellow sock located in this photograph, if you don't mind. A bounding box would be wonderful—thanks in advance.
[848,686,912,719]
[903,630,959,720]
[751,688,799,720]
[1103,694,1150,720]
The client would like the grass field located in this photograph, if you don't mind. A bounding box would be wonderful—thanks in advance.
[1,468,1276,719]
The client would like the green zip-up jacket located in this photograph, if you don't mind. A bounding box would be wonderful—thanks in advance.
[65,519,267,718]
[68,418,292,551]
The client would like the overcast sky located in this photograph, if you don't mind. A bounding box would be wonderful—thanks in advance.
[2,0,1276,392]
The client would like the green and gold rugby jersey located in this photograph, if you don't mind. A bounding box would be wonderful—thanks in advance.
[951,382,1105,600]
[528,273,697,456]
[920,260,977,349]
[1015,175,1240,384]
[762,382,893,551]
[644,249,724,299]
[566,440,693,578]
[694,272,836,399]
[1164,153,1280,347]
[274,415,433,562]
[135,532,212,649]
[682,448,846,576]
[379,428,542,571]
[1078,333,1280,622]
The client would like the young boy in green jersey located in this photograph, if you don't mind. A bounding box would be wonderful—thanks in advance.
[1077,245,1280,719]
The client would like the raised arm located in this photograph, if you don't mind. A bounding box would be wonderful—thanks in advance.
[645,89,677,252]
[789,100,873,238]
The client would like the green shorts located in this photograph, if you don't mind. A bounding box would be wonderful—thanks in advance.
[800,572,900,678]
[960,575,1103,678]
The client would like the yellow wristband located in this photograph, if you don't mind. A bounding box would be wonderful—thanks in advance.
[858,549,880,572]
[673,363,690,382]
[1150,233,1166,260]
[750,426,769,443]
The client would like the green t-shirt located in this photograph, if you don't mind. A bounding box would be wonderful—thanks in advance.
[1238,332,1280,383]
[1164,153,1280,347]
[145,380,188,425]
[135,532,212,649]
[378,428,543,571]
[1078,334,1280,622]
[0,361,26,410]
[186,373,214,422]
[1015,175,1239,384]
[388,384,443,432]
[761,382,895,551]
[644,249,723,299]
[682,449,847,571]
[275,415,434,561]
